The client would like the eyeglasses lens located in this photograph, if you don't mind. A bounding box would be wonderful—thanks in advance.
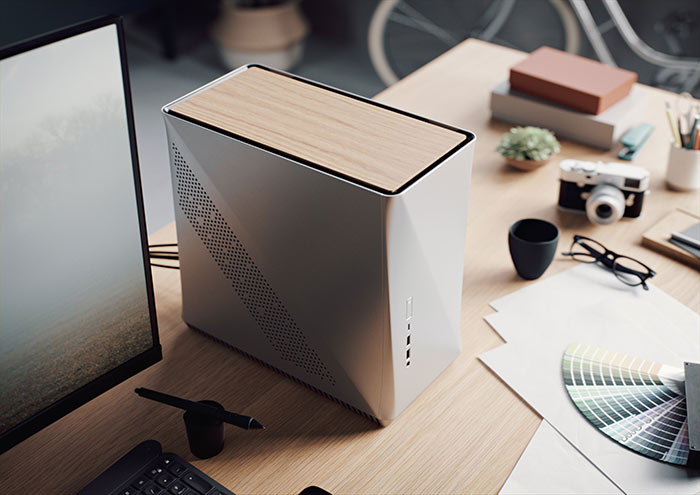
[613,256,650,286]
[570,238,606,263]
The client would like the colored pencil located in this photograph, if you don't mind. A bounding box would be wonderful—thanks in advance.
[666,101,682,147]
[688,115,699,150]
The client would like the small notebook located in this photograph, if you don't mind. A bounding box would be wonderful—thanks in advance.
[670,222,700,259]
[642,210,700,270]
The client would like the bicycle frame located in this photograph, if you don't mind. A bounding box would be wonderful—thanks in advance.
[573,0,700,71]
[369,0,700,87]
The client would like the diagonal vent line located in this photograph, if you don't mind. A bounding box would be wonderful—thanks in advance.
[171,144,335,385]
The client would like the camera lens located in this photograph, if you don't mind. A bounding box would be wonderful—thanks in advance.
[586,184,625,225]
[595,204,613,219]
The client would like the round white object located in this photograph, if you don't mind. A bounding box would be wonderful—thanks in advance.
[586,184,625,225]
[666,145,700,191]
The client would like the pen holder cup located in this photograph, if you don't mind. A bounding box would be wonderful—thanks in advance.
[183,400,225,459]
[666,145,700,191]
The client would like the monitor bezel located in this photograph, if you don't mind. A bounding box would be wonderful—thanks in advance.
[0,16,162,455]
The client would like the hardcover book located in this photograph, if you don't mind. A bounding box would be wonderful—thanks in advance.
[510,46,637,115]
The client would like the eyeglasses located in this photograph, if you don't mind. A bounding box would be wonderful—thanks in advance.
[561,235,656,290]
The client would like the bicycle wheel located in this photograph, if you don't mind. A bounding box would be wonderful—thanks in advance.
[368,0,581,86]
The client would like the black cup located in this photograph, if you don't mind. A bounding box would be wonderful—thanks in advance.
[508,219,559,280]
[183,400,225,459]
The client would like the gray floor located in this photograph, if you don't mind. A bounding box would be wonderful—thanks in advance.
[128,45,222,235]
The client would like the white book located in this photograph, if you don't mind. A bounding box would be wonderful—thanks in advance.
[490,80,647,150]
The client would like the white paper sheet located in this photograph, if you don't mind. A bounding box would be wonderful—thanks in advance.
[500,420,622,495]
[480,264,700,495]
[489,263,699,351]
[489,265,630,493]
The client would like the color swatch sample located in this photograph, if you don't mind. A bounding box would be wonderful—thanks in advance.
[562,343,690,465]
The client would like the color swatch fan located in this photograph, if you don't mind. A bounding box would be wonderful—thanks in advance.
[562,343,692,466]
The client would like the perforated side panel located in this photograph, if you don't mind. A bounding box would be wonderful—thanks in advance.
[172,144,335,384]
[192,325,380,425]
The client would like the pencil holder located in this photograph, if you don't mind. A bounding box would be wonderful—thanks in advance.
[183,400,225,459]
[666,145,700,191]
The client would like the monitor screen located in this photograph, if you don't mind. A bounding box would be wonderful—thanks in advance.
[0,18,160,453]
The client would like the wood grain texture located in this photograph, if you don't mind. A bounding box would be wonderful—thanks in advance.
[169,66,466,193]
[642,209,700,270]
[2,39,699,494]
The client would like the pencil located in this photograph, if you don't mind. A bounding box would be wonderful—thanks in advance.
[666,101,682,147]
[688,115,699,150]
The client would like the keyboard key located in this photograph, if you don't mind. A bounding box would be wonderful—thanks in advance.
[183,472,212,493]
[117,488,136,495]
[169,482,189,495]
[168,462,187,476]
[141,484,162,495]
[156,473,175,488]
[145,464,165,478]
[132,475,149,489]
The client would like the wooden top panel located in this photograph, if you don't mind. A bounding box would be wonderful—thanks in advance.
[169,66,466,193]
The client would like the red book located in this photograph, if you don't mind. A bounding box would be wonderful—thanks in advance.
[509,46,637,115]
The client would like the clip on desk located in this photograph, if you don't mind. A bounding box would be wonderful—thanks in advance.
[2,40,699,494]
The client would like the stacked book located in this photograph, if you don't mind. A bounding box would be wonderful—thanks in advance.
[490,46,644,150]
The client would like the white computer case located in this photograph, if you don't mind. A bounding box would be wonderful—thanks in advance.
[163,66,475,424]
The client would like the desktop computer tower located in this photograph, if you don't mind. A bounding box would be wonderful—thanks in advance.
[163,65,475,424]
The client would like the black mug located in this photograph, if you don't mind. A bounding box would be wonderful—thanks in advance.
[508,219,559,280]
[183,400,225,459]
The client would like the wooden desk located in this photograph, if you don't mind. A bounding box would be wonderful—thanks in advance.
[2,39,699,494]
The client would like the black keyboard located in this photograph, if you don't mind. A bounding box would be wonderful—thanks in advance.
[79,440,234,495]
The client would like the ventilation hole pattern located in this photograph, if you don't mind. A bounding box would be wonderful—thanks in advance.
[172,144,335,384]
[192,325,380,425]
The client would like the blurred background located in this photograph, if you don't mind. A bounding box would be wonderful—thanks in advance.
[2,0,699,232]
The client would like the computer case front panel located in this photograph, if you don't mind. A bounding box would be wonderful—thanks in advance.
[382,144,473,420]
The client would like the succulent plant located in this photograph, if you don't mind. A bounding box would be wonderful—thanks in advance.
[497,126,560,161]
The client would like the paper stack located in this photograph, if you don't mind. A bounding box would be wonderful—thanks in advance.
[490,82,647,150]
[479,263,700,494]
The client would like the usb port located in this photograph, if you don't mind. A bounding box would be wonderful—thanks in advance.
[406,335,411,346]
[406,348,410,359]
[406,360,411,367]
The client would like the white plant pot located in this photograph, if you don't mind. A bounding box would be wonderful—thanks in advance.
[212,1,308,71]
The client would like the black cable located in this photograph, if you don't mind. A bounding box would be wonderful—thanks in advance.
[150,262,180,270]
[149,252,179,259]
[148,243,180,269]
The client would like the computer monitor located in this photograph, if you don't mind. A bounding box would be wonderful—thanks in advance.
[0,17,161,454]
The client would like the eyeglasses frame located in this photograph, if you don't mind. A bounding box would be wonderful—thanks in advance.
[562,235,656,290]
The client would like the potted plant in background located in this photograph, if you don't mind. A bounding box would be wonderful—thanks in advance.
[212,0,309,71]
[497,126,560,171]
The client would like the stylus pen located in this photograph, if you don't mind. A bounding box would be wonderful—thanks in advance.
[135,387,264,430]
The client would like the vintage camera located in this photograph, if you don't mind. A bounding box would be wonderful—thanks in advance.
[558,160,650,225]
